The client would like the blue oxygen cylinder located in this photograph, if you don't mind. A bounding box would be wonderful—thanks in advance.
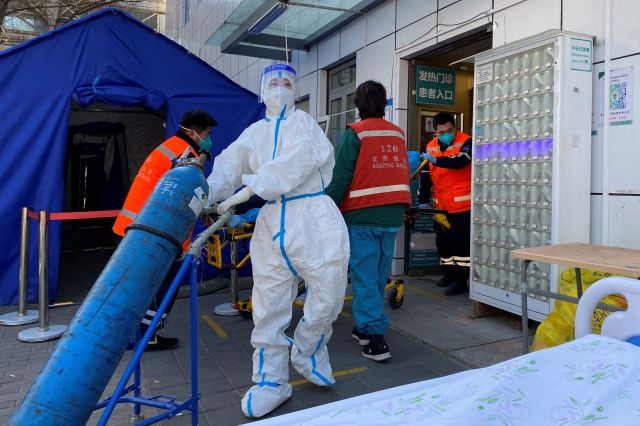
[10,160,208,426]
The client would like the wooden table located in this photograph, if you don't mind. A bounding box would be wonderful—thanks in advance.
[512,243,640,353]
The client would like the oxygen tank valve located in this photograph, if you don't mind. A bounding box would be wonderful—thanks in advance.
[175,153,208,170]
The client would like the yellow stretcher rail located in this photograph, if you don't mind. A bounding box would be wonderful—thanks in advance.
[411,158,430,180]
[206,227,253,268]
[206,223,408,319]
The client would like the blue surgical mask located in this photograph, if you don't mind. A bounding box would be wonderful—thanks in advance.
[198,136,212,153]
[438,132,455,146]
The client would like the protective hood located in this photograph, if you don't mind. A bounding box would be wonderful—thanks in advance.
[260,63,298,117]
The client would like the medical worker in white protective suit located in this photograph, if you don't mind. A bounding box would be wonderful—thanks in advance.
[207,63,350,418]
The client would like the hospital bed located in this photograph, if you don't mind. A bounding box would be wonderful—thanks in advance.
[253,276,640,425]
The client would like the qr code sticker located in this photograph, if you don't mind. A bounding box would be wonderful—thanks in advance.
[610,82,627,110]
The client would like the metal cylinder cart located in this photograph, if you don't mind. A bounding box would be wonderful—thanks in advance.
[11,155,212,426]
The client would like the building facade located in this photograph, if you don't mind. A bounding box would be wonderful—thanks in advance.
[168,0,640,255]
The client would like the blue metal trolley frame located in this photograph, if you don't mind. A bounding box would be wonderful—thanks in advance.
[95,253,201,425]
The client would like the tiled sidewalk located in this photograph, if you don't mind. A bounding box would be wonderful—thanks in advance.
[1,275,524,425]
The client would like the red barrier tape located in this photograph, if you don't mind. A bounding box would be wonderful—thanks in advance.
[24,209,120,221]
[49,210,120,221]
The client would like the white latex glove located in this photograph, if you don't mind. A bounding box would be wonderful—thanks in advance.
[216,186,254,215]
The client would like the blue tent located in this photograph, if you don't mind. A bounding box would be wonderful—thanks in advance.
[0,8,264,305]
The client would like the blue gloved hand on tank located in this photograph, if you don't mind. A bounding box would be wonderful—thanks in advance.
[228,208,261,228]
[228,215,245,228]
[407,151,422,175]
[418,203,430,209]
[422,152,437,164]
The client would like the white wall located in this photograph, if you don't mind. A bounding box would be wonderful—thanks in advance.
[169,0,640,249]
[564,0,640,248]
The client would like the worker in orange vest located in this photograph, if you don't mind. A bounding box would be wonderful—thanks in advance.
[327,80,411,362]
[419,112,471,296]
[113,109,217,350]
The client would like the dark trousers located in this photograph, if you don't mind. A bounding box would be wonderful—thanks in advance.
[114,236,180,332]
[434,210,471,283]
[142,259,181,331]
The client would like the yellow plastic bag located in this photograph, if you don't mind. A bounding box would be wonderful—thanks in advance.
[530,268,628,351]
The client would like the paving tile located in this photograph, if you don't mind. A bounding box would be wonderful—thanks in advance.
[160,411,197,425]
[196,375,238,394]
[0,383,21,397]
[358,369,406,393]
[416,350,468,377]
[198,388,242,412]
[389,363,441,383]
[202,403,250,426]
[219,367,256,390]
[448,336,522,366]
[0,399,17,410]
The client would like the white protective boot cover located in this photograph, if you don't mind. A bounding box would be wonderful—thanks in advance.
[241,382,292,418]
[290,337,334,386]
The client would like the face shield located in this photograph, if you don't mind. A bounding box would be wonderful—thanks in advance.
[259,63,298,115]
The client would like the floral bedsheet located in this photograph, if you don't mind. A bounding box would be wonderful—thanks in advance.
[253,334,640,425]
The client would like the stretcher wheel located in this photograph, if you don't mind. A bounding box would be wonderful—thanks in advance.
[388,288,404,309]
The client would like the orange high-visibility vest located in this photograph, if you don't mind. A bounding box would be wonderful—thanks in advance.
[426,132,472,214]
[113,136,196,250]
[339,118,411,213]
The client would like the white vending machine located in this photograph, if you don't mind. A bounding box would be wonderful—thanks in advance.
[469,30,594,321]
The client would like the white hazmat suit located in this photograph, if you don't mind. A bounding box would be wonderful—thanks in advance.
[207,64,349,418]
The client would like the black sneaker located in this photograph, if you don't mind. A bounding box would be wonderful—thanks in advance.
[443,281,468,296]
[436,276,452,288]
[145,335,179,351]
[351,327,371,346]
[362,335,391,361]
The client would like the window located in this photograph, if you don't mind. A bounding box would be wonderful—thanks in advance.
[327,60,356,146]
[3,14,48,33]
[183,0,189,25]
[295,97,310,113]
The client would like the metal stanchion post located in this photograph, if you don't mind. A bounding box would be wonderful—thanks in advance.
[215,234,240,316]
[18,211,67,342]
[0,207,39,325]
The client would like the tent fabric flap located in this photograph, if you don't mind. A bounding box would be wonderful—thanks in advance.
[0,8,265,305]
[72,82,167,111]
